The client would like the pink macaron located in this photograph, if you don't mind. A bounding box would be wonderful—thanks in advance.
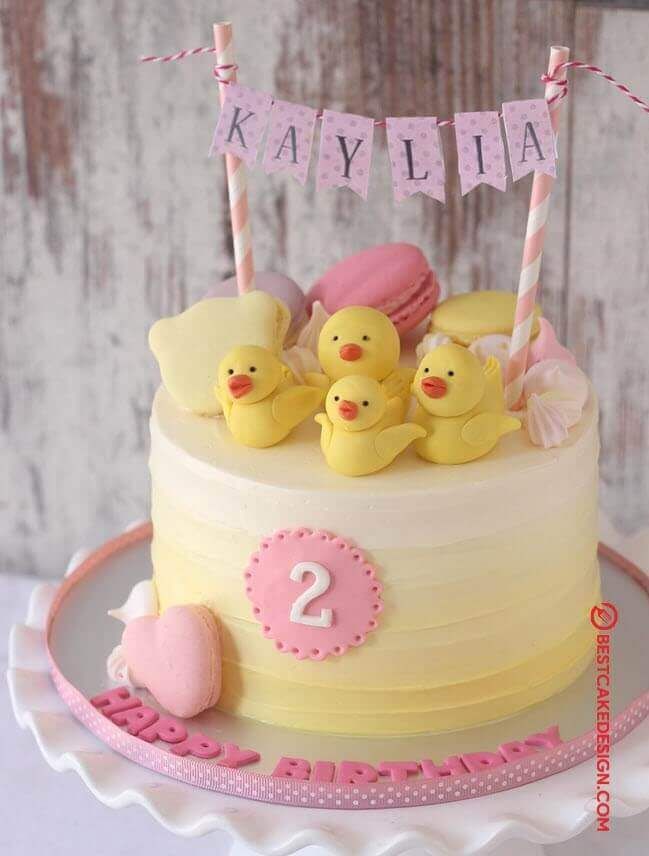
[306,243,441,336]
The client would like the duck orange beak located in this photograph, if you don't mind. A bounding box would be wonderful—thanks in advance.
[339,343,363,361]
[421,376,447,398]
[228,374,253,399]
[338,399,359,421]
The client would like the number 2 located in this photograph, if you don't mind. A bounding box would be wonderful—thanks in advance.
[289,562,333,628]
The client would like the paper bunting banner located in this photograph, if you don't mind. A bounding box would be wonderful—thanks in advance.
[316,110,374,199]
[207,85,565,201]
[385,117,446,203]
[210,83,273,167]
[502,99,557,181]
[262,100,318,185]
[454,112,507,195]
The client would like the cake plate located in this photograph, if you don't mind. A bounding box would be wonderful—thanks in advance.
[8,523,649,855]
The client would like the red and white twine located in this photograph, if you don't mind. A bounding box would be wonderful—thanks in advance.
[543,60,649,116]
[140,51,649,126]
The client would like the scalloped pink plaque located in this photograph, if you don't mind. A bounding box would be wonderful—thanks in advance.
[245,529,383,660]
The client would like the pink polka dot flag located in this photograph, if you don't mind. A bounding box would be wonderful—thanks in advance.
[502,99,557,182]
[316,110,374,199]
[262,100,317,185]
[454,111,507,195]
[385,117,446,203]
[210,82,273,168]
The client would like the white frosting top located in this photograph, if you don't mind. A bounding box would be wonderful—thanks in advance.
[150,387,599,550]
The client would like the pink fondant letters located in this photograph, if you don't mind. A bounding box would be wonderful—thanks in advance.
[111,705,159,736]
[91,686,142,717]
[89,687,560,782]
[312,761,336,783]
[524,725,562,750]
[138,716,188,744]
[377,761,419,782]
[461,751,506,774]
[336,761,378,785]
[272,756,311,779]
[498,739,541,763]
[419,755,467,779]
[218,743,261,769]
[170,733,222,759]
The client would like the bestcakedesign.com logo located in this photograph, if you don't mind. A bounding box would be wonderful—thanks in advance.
[590,602,619,632]
[591,601,619,831]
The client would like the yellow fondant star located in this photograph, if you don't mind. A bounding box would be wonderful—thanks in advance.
[149,291,290,415]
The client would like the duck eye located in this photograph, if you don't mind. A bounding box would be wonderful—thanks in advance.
[334,395,340,402]
[227,369,234,375]
[424,367,429,374]
[362,335,370,341]
[362,400,369,407]
[332,335,339,341]
[447,370,455,377]
[249,366,257,373]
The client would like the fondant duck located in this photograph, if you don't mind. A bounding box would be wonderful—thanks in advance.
[306,306,414,409]
[315,375,426,476]
[216,345,323,448]
[412,344,521,464]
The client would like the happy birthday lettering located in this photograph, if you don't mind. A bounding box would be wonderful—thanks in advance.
[91,688,561,780]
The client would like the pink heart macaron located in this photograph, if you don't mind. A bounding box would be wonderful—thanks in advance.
[306,243,441,336]
[122,604,221,720]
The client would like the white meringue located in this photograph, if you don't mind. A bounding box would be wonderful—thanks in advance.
[525,393,570,448]
[107,579,158,625]
[415,332,452,363]
[469,334,511,372]
[523,359,589,425]
[106,644,138,687]
[282,345,321,383]
[296,300,330,354]
[522,359,590,448]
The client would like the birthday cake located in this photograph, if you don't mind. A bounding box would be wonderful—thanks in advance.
[105,240,600,738]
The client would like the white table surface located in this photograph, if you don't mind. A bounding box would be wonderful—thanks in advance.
[3,545,648,856]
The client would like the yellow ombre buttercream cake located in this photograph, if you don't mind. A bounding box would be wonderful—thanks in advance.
[149,381,600,735]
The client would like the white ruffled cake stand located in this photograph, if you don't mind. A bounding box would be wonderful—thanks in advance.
[8,519,649,855]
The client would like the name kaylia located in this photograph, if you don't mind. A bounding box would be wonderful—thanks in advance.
[91,687,562,781]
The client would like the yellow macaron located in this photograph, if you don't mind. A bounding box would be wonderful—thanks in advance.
[429,291,542,346]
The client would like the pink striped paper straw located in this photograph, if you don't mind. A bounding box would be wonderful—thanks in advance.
[213,22,255,294]
[505,46,570,408]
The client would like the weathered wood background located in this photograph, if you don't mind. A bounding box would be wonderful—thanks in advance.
[2,0,648,577]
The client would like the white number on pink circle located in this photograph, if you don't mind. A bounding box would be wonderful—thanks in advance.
[245,529,383,660]
[289,562,333,628]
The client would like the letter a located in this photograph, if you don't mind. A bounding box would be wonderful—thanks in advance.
[274,126,299,164]
[520,121,545,163]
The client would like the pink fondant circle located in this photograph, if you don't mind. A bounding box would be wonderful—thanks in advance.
[245,528,383,660]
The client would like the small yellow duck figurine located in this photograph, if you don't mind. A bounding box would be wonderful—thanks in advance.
[215,345,324,448]
[412,344,521,464]
[306,307,414,408]
[315,375,426,476]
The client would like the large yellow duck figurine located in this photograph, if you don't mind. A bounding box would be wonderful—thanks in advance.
[307,306,414,410]
[315,375,426,476]
[215,345,323,448]
[412,344,521,464]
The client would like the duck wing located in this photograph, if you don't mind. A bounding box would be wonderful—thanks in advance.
[375,423,427,463]
[314,412,333,452]
[480,356,506,411]
[462,412,521,447]
[272,385,324,428]
[214,384,232,422]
